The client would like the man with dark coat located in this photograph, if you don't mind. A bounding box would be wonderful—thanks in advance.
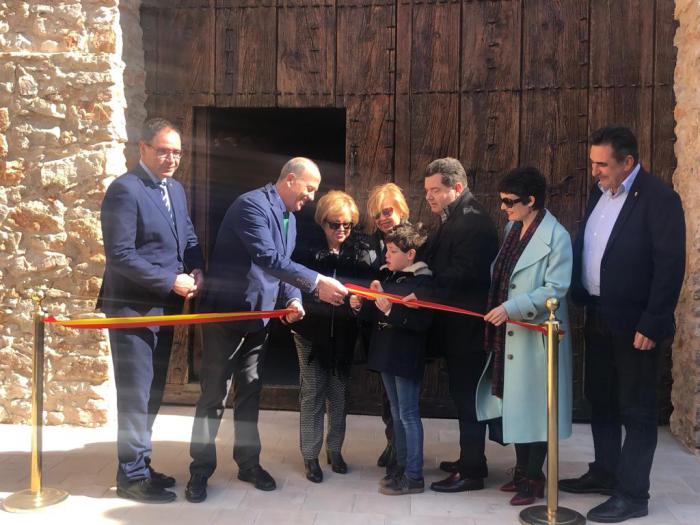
[419,157,499,492]
[559,126,685,523]
[98,117,205,503]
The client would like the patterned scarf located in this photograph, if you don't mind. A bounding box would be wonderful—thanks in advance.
[484,209,546,398]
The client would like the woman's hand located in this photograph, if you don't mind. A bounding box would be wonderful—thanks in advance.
[484,305,509,326]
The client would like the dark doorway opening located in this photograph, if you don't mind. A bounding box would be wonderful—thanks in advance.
[201,107,346,393]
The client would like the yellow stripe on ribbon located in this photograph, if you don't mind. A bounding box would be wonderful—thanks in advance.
[44,309,293,330]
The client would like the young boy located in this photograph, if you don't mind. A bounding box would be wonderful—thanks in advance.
[355,223,433,495]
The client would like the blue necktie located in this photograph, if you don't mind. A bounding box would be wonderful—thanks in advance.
[159,180,174,223]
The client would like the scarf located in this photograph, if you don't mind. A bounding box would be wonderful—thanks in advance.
[484,208,546,398]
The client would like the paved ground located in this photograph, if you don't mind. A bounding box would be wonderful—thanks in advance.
[1,406,699,524]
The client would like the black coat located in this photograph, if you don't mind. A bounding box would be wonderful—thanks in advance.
[360,263,434,381]
[419,190,498,355]
[571,168,685,342]
[291,230,377,375]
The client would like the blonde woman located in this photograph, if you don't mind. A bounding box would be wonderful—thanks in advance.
[291,191,375,483]
[362,183,410,471]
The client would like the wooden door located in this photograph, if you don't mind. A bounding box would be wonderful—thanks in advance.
[145,0,678,421]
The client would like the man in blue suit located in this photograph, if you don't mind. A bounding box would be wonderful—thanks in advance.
[559,126,685,522]
[98,118,204,503]
[186,157,348,502]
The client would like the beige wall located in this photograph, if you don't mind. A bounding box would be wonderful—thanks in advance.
[671,0,700,451]
[0,0,144,426]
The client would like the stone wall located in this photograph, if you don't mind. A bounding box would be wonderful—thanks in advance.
[0,0,143,426]
[671,0,700,451]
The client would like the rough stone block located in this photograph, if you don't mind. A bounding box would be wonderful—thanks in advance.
[0,108,9,132]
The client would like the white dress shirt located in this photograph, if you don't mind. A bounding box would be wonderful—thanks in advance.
[582,164,641,296]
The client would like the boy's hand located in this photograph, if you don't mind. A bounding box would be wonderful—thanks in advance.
[369,280,383,292]
[401,292,419,309]
[375,296,392,316]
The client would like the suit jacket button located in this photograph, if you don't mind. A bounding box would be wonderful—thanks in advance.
[507,330,514,336]
[507,354,514,360]
[527,312,534,318]
[510,284,516,289]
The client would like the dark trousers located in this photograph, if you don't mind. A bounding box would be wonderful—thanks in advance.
[189,322,269,476]
[109,324,174,485]
[446,349,488,479]
[584,304,666,503]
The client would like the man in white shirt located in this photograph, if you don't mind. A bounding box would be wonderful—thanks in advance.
[559,126,685,523]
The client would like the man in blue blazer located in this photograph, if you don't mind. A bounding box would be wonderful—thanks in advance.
[560,126,685,522]
[98,118,204,503]
[186,157,348,503]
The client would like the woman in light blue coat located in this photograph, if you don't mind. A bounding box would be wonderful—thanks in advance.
[476,167,573,506]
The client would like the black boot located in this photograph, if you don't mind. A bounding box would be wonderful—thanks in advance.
[327,450,348,474]
[304,459,323,483]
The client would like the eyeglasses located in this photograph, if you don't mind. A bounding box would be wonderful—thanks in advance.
[500,197,526,208]
[326,221,353,231]
[373,207,394,220]
[145,143,182,160]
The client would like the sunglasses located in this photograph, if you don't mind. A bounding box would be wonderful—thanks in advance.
[373,207,394,220]
[500,197,526,208]
[326,221,353,231]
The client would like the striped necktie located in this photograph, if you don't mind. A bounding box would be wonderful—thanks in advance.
[158,180,174,223]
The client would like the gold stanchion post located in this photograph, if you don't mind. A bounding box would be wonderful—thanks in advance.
[519,298,585,525]
[3,304,69,513]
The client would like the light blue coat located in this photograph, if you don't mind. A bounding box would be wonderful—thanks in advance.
[476,210,573,444]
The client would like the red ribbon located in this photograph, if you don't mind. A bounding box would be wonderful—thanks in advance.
[43,309,293,330]
[346,283,550,335]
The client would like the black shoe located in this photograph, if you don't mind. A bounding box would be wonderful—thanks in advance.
[379,474,424,495]
[185,473,208,503]
[327,451,348,474]
[238,465,276,491]
[377,442,395,468]
[148,465,176,489]
[439,459,460,473]
[587,496,648,523]
[559,470,615,496]
[116,478,176,503]
[304,459,323,483]
[430,472,485,493]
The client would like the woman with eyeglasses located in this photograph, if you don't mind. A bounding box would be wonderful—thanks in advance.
[361,183,411,472]
[475,167,573,506]
[291,190,375,483]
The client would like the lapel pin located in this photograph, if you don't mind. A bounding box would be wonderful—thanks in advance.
[634,191,638,197]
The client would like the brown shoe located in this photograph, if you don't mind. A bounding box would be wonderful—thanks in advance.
[430,472,484,493]
[379,474,424,495]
